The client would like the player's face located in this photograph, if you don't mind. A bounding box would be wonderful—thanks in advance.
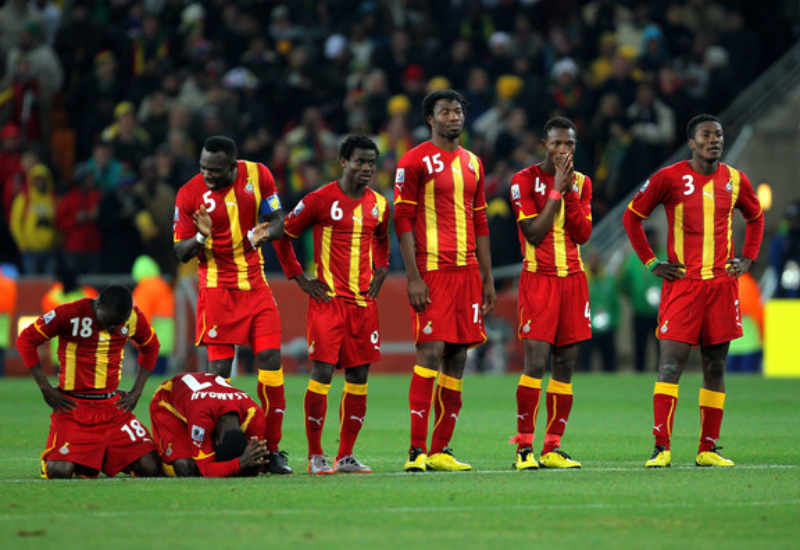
[689,121,723,161]
[199,150,237,190]
[428,99,464,140]
[341,148,377,188]
[543,127,576,164]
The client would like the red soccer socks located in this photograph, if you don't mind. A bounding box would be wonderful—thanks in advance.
[408,365,437,453]
[698,388,725,453]
[653,382,679,449]
[542,379,573,456]
[429,373,463,455]
[257,368,286,453]
[304,379,330,458]
[510,375,542,451]
[337,382,367,460]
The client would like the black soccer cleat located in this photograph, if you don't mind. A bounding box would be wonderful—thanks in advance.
[266,450,294,474]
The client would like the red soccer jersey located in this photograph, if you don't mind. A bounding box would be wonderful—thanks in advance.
[510,165,593,276]
[17,298,159,393]
[153,372,265,477]
[174,160,278,290]
[276,181,390,306]
[627,161,763,280]
[393,142,487,273]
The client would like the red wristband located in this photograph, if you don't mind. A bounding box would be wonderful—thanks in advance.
[548,189,562,201]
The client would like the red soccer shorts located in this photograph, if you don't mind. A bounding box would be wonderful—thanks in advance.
[518,270,591,347]
[307,298,380,368]
[42,397,156,477]
[196,286,282,352]
[657,277,742,346]
[411,267,486,347]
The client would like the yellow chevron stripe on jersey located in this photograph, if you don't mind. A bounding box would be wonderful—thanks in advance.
[350,204,366,306]
[674,202,685,267]
[158,399,187,423]
[94,329,110,388]
[726,167,741,260]
[241,406,256,432]
[553,196,568,277]
[452,156,467,266]
[245,162,269,286]
[319,226,335,297]
[64,341,77,391]
[701,179,715,280]
[424,177,438,271]
[224,186,251,290]
[205,232,218,287]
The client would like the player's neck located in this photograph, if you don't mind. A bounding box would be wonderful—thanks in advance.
[338,179,366,200]
[430,135,459,152]
[689,157,719,176]
[538,159,556,175]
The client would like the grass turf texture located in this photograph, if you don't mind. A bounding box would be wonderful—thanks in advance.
[1,373,798,549]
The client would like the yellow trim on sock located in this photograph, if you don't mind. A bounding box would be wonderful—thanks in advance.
[519,374,542,389]
[308,379,331,395]
[438,373,463,391]
[258,368,284,386]
[654,382,679,399]
[162,462,177,477]
[699,388,725,409]
[344,382,368,395]
[413,364,438,378]
[546,379,572,395]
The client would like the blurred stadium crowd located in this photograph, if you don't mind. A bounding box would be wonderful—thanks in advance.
[0,0,797,280]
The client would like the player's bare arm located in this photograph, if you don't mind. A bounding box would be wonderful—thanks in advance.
[240,437,269,470]
[476,235,496,315]
[726,257,754,279]
[260,209,286,244]
[292,273,332,303]
[29,364,77,412]
[116,361,153,412]
[398,232,430,313]
[367,266,388,299]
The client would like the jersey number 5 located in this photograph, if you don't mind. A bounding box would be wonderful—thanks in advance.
[203,190,217,213]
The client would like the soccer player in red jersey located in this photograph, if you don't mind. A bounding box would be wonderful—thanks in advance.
[623,114,764,468]
[173,136,292,474]
[150,372,269,477]
[16,284,161,479]
[274,135,389,475]
[394,90,497,472]
[508,117,593,470]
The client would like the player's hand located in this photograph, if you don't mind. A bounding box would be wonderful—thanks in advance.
[247,221,271,248]
[367,267,388,299]
[193,205,212,237]
[554,153,574,194]
[407,275,431,313]
[726,257,754,279]
[651,261,686,282]
[295,274,331,303]
[239,437,268,470]
[42,386,77,413]
[481,279,497,315]
[116,389,141,412]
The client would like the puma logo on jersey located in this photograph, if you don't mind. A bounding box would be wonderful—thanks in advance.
[353,216,362,224]
[703,191,714,200]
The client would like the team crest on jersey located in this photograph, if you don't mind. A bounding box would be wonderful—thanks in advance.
[308,341,315,354]
[292,200,305,216]
[660,320,669,333]
[208,326,218,338]
[245,180,255,194]
[165,443,173,457]
[467,161,475,173]
[395,168,405,183]
[59,443,70,455]
[511,184,521,200]
[522,320,532,333]
[725,181,733,193]
[43,310,56,324]
[173,206,179,221]
[371,205,379,218]
[422,321,433,335]
[121,326,129,335]
[191,425,205,444]
[639,179,650,193]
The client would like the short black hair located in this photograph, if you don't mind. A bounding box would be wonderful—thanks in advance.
[422,89,468,129]
[203,136,237,159]
[97,284,133,317]
[339,134,380,160]
[686,114,721,140]
[543,116,577,137]
[214,429,248,462]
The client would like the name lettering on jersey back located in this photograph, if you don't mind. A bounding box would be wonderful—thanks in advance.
[190,391,251,401]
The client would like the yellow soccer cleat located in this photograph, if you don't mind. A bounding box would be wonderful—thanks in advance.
[514,447,539,470]
[645,446,672,468]
[426,447,472,471]
[404,446,428,472]
[696,446,735,468]
[539,448,581,469]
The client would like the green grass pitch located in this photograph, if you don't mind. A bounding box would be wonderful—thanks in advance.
[1,372,798,548]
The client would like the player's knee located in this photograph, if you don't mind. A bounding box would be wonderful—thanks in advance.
[45,461,75,479]
[172,458,200,477]
[255,349,281,371]
[132,452,162,477]
[659,358,683,382]
[705,360,726,380]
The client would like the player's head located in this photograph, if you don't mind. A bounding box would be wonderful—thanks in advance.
[423,89,468,140]
[339,134,379,189]
[94,284,133,333]
[541,116,577,162]
[214,429,249,462]
[687,114,723,162]
[200,136,238,190]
